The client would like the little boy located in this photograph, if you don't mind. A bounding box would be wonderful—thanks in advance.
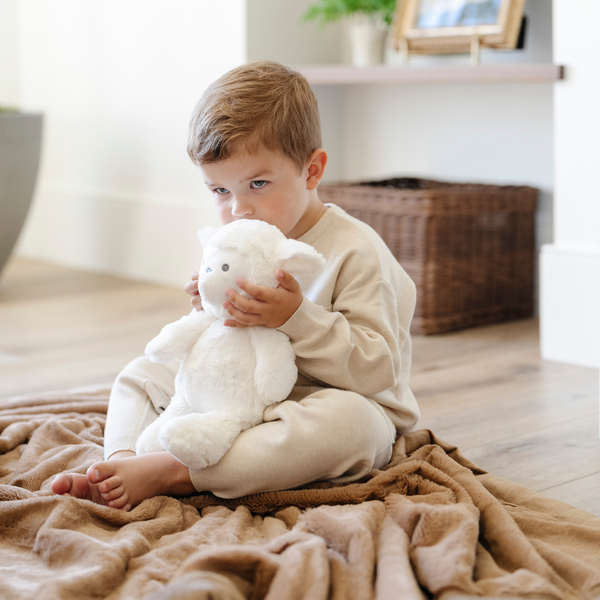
[52,61,420,511]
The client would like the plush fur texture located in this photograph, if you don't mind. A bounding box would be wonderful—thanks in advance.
[136,219,326,469]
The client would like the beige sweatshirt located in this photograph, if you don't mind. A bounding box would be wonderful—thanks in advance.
[279,204,420,433]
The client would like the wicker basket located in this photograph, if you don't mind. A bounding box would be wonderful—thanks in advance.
[318,178,538,335]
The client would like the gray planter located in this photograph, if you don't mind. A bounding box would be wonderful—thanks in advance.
[0,112,43,277]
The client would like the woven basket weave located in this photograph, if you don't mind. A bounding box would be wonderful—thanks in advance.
[318,178,538,335]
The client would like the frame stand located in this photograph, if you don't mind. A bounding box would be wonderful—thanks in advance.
[470,35,482,65]
[399,37,409,66]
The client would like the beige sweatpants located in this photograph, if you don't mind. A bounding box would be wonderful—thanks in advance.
[104,356,397,499]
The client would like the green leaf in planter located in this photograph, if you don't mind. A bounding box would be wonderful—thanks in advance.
[0,107,19,114]
[302,0,397,27]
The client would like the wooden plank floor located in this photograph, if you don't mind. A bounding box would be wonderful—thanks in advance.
[1,257,599,515]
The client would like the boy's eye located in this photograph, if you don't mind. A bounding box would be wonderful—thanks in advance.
[214,187,229,195]
[250,180,268,189]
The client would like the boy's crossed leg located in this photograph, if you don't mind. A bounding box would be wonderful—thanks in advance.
[53,389,395,510]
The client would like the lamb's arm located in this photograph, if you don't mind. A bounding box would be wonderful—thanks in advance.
[249,328,298,404]
[145,310,214,363]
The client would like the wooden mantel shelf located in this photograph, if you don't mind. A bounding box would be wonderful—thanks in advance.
[295,64,564,85]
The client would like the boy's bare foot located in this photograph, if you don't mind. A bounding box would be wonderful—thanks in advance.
[51,450,135,507]
[52,451,195,511]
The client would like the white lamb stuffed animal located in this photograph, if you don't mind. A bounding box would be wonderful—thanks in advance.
[136,219,326,470]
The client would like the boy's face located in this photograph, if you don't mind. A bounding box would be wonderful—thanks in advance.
[199,146,321,239]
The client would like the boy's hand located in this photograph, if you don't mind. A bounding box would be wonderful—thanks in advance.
[223,270,303,329]
[184,272,204,311]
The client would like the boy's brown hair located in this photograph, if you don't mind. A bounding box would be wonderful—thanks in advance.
[187,61,321,172]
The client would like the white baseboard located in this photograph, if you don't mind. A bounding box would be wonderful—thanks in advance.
[540,244,600,369]
[16,185,220,288]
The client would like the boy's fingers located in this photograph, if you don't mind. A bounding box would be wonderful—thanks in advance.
[223,301,260,325]
[224,319,252,328]
[236,278,268,301]
[225,289,263,313]
[191,272,199,281]
[184,280,199,295]
[276,270,300,292]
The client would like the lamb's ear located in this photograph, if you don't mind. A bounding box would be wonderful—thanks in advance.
[278,240,326,291]
[197,226,219,248]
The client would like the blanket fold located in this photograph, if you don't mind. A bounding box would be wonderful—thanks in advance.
[1,389,599,600]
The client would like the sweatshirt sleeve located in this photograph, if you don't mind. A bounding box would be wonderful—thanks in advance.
[278,250,415,397]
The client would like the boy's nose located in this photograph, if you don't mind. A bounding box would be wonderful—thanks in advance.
[231,196,255,218]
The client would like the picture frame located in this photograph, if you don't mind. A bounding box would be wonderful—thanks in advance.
[391,0,526,57]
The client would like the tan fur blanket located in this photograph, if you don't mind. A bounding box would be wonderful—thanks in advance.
[2,388,600,600]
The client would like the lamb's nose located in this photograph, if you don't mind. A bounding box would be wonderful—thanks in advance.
[205,267,212,273]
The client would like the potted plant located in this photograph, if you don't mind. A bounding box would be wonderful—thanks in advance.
[0,107,43,278]
[302,0,398,66]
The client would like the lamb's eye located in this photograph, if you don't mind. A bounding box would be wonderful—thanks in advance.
[221,264,229,272]
[205,267,212,273]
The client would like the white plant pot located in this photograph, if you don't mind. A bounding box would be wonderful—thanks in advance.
[349,22,388,67]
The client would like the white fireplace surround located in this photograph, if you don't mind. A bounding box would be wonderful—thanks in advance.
[540,0,600,369]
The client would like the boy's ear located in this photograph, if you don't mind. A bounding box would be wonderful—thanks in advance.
[306,149,328,191]
[278,239,326,290]
[197,226,219,248]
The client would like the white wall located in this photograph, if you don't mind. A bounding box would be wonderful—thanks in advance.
[540,0,600,368]
[247,0,342,65]
[15,0,245,286]
[0,0,19,106]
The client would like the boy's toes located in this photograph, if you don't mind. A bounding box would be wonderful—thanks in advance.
[51,473,74,495]
[87,461,117,484]
[107,493,131,510]
[52,473,95,501]
[98,475,123,494]
[101,485,125,502]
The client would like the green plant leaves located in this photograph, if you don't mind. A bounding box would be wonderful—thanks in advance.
[301,0,397,27]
